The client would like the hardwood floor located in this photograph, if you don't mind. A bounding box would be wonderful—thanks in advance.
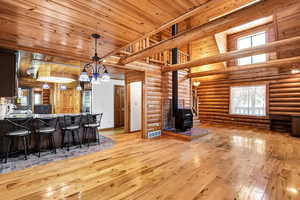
[1,124,300,200]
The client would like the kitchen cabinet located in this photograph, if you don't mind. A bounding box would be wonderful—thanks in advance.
[0,48,17,97]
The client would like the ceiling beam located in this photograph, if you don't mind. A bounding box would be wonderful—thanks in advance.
[188,56,300,78]
[119,0,297,64]
[101,0,224,60]
[163,36,300,72]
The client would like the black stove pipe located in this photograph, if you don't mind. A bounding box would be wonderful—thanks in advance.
[172,24,178,117]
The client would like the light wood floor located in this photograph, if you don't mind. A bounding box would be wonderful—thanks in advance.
[1,124,300,200]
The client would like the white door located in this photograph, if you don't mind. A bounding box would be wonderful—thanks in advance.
[130,82,142,132]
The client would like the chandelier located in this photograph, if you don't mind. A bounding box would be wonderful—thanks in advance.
[79,34,110,84]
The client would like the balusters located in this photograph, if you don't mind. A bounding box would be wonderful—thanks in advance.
[121,38,190,65]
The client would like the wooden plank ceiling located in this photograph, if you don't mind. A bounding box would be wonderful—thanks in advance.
[0,0,258,62]
[0,0,210,60]
[19,51,126,81]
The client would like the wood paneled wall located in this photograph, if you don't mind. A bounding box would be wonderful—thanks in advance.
[53,83,81,114]
[196,3,300,131]
[190,36,224,73]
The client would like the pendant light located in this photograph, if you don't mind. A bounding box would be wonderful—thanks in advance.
[42,83,50,89]
[60,84,67,91]
[79,34,110,83]
[79,67,89,82]
[76,84,82,91]
[102,69,110,82]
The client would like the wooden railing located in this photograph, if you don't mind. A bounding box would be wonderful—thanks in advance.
[121,37,190,65]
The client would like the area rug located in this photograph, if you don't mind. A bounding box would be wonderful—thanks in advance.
[0,135,115,174]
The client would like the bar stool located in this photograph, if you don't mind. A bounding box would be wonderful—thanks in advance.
[34,117,58,157]
[3,117,33,163]
[83,113,103,146]
[60,115,82,151]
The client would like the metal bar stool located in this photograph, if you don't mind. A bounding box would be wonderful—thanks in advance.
[3,117,33,163]
[34,117,58,157]
[60,115,82,151]
[83,113,103,146]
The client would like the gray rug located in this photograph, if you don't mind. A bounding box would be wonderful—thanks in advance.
[0,135,115,174]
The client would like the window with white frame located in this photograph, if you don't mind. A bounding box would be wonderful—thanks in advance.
[237,31,267,66]
[230,85,266,116]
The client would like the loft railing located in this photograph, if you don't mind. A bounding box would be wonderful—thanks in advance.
[121,37,190,65]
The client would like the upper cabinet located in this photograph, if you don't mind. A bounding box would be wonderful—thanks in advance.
[0,48,17,97]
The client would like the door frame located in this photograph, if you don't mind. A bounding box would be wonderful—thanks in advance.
[124,71,146,138]
[128,81,143,132]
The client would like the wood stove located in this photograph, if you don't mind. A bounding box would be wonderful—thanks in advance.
[175,109,193,131]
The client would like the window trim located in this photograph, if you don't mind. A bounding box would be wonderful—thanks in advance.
[236,31,268,66]
[229,83,269,118]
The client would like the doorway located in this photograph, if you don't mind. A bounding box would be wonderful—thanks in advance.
[114,85,125,128]
[130,81,142,132]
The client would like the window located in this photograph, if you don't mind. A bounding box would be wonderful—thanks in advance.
[230,85,266,116]
[18,88,30,106]
[34,93,41,105]
[237,32,267,65]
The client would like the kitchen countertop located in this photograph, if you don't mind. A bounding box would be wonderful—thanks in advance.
[0,113,90,120]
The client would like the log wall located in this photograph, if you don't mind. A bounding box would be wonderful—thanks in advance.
[197,3,300,131]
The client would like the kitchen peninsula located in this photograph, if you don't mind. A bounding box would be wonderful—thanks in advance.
[0,113,101,157]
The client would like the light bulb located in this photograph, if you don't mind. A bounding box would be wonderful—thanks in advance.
[102,69,110,82]
[60,84,67,90]
[76,84,82,91]
[79,68,90,82]
[42,83,50,89]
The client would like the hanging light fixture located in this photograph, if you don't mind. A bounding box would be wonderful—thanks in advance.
[291,69,300,74]
[193,81,201,87]
[60,84,67,91]
[42,83,50,89]
[79,34,110,84]
[79,67,89,82]
[102,68,110,82]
